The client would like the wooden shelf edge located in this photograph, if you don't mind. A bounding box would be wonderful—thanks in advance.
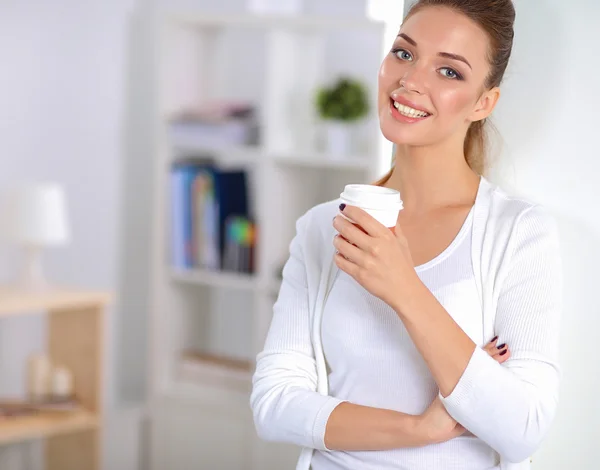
[0,286,113,317]
[0,409,99,445]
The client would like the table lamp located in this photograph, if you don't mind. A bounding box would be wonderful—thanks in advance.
[3,183,71,290]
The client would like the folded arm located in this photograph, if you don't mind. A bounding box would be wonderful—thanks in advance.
[441,206,562,462]
[396,206,562,462]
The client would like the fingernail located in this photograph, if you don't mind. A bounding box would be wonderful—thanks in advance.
[497,343,506,350]
[339,203,346,212]
[499,350,508,356]
[491,336,498,342]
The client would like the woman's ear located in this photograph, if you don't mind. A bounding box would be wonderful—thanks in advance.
[469,87,501,123]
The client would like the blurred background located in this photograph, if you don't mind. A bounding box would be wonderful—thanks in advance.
[0,0,597,469]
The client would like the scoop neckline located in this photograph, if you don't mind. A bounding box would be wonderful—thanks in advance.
[413,177,481,273]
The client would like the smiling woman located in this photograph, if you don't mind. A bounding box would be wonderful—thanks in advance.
[251,1,563,470]
[378,0,514,177]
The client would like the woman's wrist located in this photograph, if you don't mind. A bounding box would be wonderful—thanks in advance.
[391,273,429,317]
[398,412,429,447]
[412,413,435,446]
[414,412,443,446]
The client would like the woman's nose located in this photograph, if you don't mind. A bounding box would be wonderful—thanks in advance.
[400,65,427,95]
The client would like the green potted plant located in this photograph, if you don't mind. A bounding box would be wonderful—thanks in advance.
[316,77,369,156]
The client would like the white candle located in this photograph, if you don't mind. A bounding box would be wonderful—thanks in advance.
[51,366,73,399]
[27,354,52,402]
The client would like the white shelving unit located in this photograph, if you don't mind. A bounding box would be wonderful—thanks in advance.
[148,10,389,470]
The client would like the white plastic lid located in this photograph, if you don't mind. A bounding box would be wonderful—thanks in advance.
[340,184,403,211]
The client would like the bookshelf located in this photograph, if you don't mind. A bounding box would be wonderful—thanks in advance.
[148,10,389,470]
[0,287,110,470]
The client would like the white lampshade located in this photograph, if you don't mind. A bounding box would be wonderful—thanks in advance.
[5,183,71,246]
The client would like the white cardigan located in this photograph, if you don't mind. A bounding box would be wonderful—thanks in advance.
[251,177,562,470]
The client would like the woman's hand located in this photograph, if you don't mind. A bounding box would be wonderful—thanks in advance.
[483,336,511,364]
[418,338,511,444]
[418,396,466,445]
[332,204,417,311]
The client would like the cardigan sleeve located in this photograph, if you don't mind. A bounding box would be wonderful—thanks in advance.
[440,205,562,463]
[250,211,345,450]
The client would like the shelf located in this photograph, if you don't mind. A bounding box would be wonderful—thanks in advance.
[0,409,99,445]
[168,13,385,33]
[166,378,252,411]
[178,351,253,394]
[172,143,265,166]
[0,287,112,318]
[271,150,372,171]
[170,141,372,172]
[170,268,261,291]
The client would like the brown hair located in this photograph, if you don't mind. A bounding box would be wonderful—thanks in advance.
[379,0,515,181]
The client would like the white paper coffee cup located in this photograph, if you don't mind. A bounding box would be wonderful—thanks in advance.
[339,184,403,229]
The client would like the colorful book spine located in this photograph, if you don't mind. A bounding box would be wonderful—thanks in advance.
[169,161,255,274]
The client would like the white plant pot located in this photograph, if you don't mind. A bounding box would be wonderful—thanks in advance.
[324,122,353,157]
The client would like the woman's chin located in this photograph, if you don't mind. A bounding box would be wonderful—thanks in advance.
[380,125,427,147]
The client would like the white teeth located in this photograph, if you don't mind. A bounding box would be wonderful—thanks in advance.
[393,101,429,118]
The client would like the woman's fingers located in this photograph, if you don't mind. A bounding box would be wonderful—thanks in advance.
[333,234,364,264]
[491,346,511,364]
[484,337,510,364]
[483,336,499,354]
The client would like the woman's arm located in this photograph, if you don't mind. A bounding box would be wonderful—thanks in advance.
[325,338,511,451]
[333,203,561,462]
[395,206,562,462]
[251,210,460,451]
[325,402,446,451]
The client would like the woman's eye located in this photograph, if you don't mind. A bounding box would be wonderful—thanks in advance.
[393,49,413,61]
[439,67,462,80]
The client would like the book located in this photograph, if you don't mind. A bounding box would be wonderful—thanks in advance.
[169,160,254,273]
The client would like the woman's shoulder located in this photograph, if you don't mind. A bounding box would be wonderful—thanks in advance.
[291,198,340,249]
[297,198,341,230]
[482,177,559,244]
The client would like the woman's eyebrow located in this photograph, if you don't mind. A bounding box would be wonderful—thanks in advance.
[397,33,472,70]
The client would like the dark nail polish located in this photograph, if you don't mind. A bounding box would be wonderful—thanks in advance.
[499,350,508,356]
[339,203,346,212]
[497,343,506,350]
[491,336,498,342]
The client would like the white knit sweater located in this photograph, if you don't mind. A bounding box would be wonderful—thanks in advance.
[250,177,562,470]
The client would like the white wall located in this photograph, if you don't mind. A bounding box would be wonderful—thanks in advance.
[0,1,137,468]
[0,0,134,399]
[492,1,600,467]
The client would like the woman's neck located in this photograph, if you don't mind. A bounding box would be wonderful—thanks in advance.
[383,141,481,214]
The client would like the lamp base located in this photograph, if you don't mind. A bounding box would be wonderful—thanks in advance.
[18,245,51,292]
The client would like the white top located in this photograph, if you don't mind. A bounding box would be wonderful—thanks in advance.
[250,177,562,470]
[312,207,499,469]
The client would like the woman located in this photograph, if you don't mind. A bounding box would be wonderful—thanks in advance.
[251,1,562,469]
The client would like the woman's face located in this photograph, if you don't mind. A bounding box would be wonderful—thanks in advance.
[378,6,499,148]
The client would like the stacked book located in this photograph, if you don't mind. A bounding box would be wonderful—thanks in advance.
[168,102,259,149]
